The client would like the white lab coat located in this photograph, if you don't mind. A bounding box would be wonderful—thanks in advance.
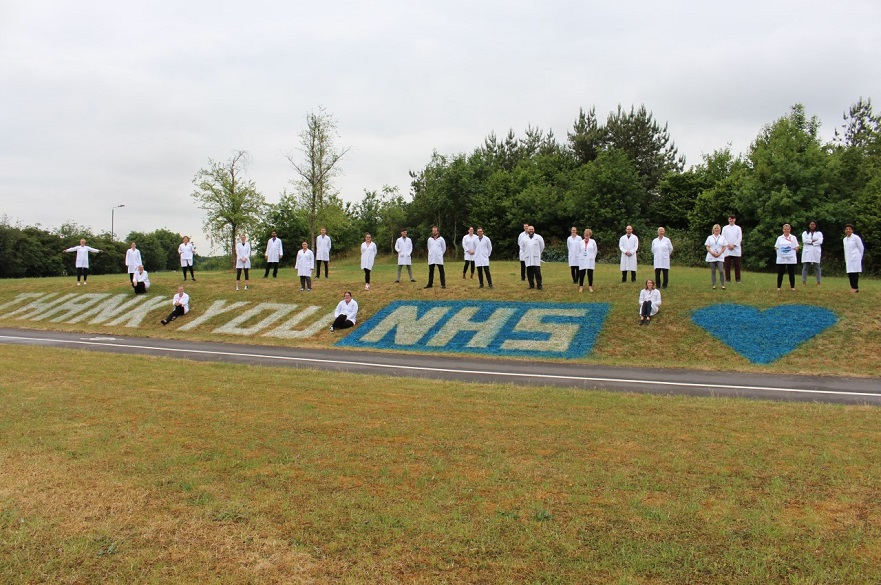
[265,237,283,262]
[774,234,799,264]
[801,231,823,264]
[334,298,359,324]
[521,233,545,267]
[395,237,413,265]
[518,231,529,261]
[638,288,661,316]
[315,235,332,261]
[172,292,190,314]
[474,236,492,267]
[132,269,150,290]
[125,248,142,273]
[652,237,673,269]
[567,235,582,267]
[721,224,742,257]
[844,234,864,273]
[235,242,252,269]
[178,242,195,266]
[462,234,477,261]
[427,236,446,265]
[64,245,100,268]
[578,238,598,270]
[619,234,639,271]
[360,241,377,270]
[704,234,728,263]
[296,249,314,276]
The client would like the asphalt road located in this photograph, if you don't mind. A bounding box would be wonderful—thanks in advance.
[2,327,879,405]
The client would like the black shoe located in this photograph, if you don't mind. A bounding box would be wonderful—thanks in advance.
[395,280,400,283]
[479,284,484,288]
[529,285,535,289]
[424,285,433,289]
[537,285,543,290]
[488,284,493,288]
[410,279,416,282]
[441,285,446,289]
[161,319,167,325]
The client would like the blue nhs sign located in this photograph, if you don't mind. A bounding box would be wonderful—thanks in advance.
[336,300,610,359]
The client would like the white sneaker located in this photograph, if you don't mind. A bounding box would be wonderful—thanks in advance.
[365,283,370,290]
[236,285,240,291]
[245,285,249,290]
[77,282,81,286]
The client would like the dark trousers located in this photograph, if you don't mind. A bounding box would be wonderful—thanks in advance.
[570,266,579,283]
[132,282,147,294]
[477,266,492,287]
[654,268,669,288]
[622,270,636,282]
[164,305,185,323]
[640,301,653,318]
[520,260,526,281]
[315,260,329,278]
[427,264,445,287]
[76,267,89,282]
[724,256,741,282]
[578,269,594,286]
[236,268,249,281]
[332,314,354,330]
[182,264,195,280]
[527,265,543,289]
[364,268,371,284]
[777,264,796,289]
[300,276,312,290]
[463,260,475,277]
[264,262,279,278]
[848,272,860,290]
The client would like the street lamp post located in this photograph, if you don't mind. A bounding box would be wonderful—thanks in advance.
[111,204,125,240]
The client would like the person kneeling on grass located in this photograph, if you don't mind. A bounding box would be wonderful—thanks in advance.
[161,285,189,325]
[131,265,150,294]
[638,279,661,326]
[330,291,358,332]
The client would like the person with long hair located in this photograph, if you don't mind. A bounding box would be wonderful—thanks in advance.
[843,224,864,293]
[638,279,662,326]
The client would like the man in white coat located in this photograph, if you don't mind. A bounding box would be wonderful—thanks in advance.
[360,233,378,290]
[651,227,673,289]
[161,285,190,325]
[462,227,477,280]
[521,225,545,290]
[566,226,581,284]
[263,230,283,278]
[315,227,332,279]
[63,238,102,285]
[843,224,864,293]
[178,236,196,281]
[801,221,823,286]
[721,214,742,283]
[296,241,315,292]
[125,242,142,281]
[619,225,639,283]
[131,265,150,294]
[235,233,252,290]
[474,227,493,289]
[424,226,447,289]
[517,223,529,281]
[395,229,416,283]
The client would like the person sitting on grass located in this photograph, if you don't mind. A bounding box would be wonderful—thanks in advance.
[638,279,661,326]
[330,291,358,332]
[161,285,189,325]
[131,265,150,294]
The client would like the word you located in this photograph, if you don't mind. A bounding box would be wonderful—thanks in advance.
[0,293,332,339]
[337,300,611,359]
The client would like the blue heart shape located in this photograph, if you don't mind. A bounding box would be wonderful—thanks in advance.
[691,304,838,364]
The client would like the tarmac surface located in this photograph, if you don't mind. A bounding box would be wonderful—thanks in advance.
[2,327,879,405]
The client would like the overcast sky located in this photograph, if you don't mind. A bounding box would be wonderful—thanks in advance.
[1,0,879,253]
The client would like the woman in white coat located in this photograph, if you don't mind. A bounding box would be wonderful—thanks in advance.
[774,224,800,291]
[296,241,314,292]
[235,234,252,290]
[577,228,598,293]
[131,265,150,294]
[704,224,728,289]
[638,279,661,326]
[178,236,196,281]
[567,226,582,284]
[125,242,142,280]
[843,224,864,293]
[801,221,823,286]
[360,233,378,290]
[63,239,101,285]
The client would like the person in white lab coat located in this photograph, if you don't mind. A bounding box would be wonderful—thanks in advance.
[638,280,662,326]
[619,225,639,283]
[125,242,142,280]
[462,227,477,280]
[330,291,358,331]
[263,230,284,278]
[235,234,252,290]
[566,226,582,284]
[474,227,493,289]
[843,224,864,293]
[424,226,447,289]
[178,236,196,281]
[577,229,598,293]
[161,286,190,325]
[63,239,101,285]
[521,225,545,290]
[296,241,315,292]
[360,233,378,290]
[517,223,529,281]
[315,227,332,279]
[801,221,823,286]
[651,227,673,289]
[774,224,800,291]
[704,224,728,290]
[394,229,415,283]
[131,265,150,294]
[721,214,743,283]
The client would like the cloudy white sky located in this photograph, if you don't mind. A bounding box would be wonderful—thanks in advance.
[1,0,879,252]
